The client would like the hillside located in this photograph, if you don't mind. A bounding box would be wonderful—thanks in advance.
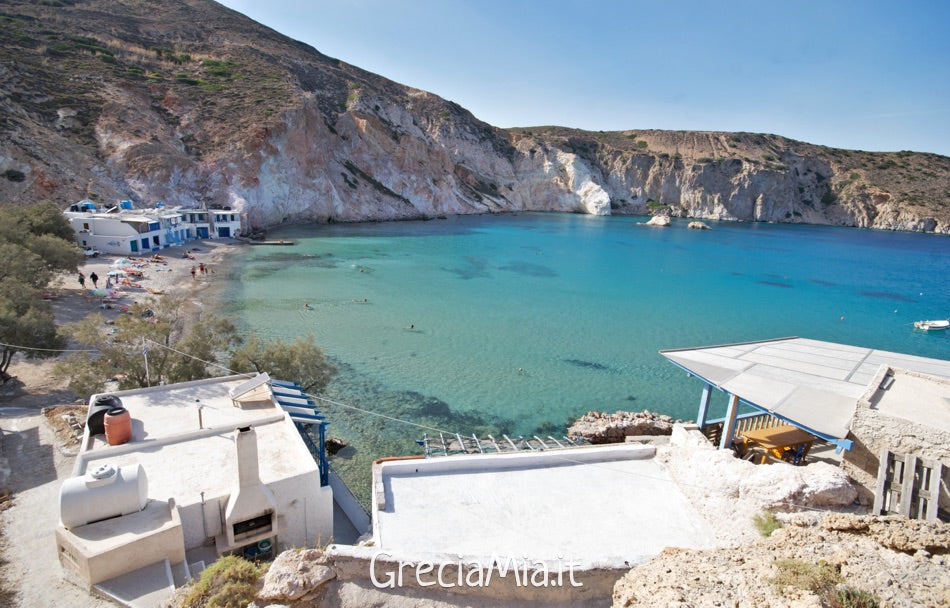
[1,0,949,233]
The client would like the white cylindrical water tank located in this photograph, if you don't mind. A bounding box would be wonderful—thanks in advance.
[59,463,148,529]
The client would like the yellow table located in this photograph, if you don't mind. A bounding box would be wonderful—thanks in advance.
[740,424,815,463]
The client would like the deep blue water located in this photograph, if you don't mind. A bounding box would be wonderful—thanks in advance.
[221,213,950,499]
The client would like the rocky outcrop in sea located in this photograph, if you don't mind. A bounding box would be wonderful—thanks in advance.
[568,410,684,443]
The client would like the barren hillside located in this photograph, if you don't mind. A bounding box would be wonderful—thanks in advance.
[1,0,948,232]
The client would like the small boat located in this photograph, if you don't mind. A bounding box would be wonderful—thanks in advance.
[914,319,950,331]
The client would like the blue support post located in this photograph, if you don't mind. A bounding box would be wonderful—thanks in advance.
[697,384,712,429]
[318,422,329,487]
[719,393,740,450]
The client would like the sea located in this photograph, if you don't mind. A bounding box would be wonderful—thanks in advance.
[220,213,950,503]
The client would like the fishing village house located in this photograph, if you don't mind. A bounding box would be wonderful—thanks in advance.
[54,373,367,605]
[64,200,244,255]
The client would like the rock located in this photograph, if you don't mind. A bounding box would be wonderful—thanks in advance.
[612,515,950,608]
[687,221,710,229]
[643,215,671,227]
[257,549,335,603]
[568,410,681,443]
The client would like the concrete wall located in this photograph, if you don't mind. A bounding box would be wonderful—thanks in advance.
[270,472,333,550]
[55,500,186,586]
[842,373,950,515]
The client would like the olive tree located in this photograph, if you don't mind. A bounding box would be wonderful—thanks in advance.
[0,201,81,382]
[230,333,336,393]
[54,296,240,395]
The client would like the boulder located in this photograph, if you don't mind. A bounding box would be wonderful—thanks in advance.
[643,215,671,227]
[687,221,711,229]
[257,549,335,603]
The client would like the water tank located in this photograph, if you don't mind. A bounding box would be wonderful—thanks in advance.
[59,463,148,529]
[104,407,132,445]
[87,395,122,435]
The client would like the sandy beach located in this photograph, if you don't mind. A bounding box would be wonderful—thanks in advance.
[0,238,244,607]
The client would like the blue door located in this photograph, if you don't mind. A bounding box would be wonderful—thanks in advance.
[218,226,230,238]
[130,240,138,253]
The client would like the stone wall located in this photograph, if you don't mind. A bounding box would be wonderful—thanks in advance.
[842,367,950,515]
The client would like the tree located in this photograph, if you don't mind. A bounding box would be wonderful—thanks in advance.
[0,278,64,382]
[230,333,336,393]
[54,296,241,395]
[54,296,335,398]
[0,202,81,382]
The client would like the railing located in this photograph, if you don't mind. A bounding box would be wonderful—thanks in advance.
[701,412,786,446]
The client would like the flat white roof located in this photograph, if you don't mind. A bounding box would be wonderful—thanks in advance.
[372,445,714,568]
[661,337,950,440]
[873,369,950,433]
[78,375,318,507]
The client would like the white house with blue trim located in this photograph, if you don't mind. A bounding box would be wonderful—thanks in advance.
[64,201,245,255]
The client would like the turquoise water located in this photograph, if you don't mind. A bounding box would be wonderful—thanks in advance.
[222,213,950,500]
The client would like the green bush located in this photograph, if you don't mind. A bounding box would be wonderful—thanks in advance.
[768,559,880,607]
[179,555,263,608]
[762,154,777,161]
[752,510,782,537]
[697,157,714,163]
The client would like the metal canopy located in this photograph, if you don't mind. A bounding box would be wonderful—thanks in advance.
[660,337,950,443]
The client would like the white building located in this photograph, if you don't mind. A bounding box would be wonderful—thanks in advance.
[54,373,356,605]
[64,200,244,255]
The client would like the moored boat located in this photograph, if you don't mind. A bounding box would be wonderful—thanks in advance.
[914,318,950,331]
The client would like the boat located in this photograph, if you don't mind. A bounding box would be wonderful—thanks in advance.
[914,319,950,331]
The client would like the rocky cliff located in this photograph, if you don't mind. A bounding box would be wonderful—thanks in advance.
[2,0,949,233]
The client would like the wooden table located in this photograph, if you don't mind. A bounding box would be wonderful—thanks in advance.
[740,424,815,463]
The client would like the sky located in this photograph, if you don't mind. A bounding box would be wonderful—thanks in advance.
[217,0,950,156]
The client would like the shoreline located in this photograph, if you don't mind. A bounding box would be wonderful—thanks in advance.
[1,239,245,406]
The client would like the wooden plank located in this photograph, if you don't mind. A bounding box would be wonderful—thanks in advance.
[872,448,893,515]
[925,461,942,521]
[898,453,917,517]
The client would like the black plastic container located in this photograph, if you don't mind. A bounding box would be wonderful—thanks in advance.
[86,394,122,436]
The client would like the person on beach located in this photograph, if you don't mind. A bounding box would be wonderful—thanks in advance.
[199,263,206,274]
[190,266,197,279]
[89,272,99,288]
[105,275,113,289]
[78,272,85,288]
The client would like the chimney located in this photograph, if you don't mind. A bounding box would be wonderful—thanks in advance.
[223,426,278,548]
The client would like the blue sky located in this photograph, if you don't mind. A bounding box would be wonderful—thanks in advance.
[218,0,950,156]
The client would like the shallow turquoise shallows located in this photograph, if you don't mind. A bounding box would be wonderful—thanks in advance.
[223,213,949,498]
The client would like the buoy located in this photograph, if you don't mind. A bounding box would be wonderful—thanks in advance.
[840,316,845,321]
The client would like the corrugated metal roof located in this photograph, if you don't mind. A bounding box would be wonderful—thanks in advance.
[660,337,950,440]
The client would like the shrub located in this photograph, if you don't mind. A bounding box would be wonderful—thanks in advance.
[636,140,648,149]
[752,510,782,537]
[762,154,777,161]
[697,157,714,163]
[768,559,879,608]
[769,559,840,596]
[179,555,264,608]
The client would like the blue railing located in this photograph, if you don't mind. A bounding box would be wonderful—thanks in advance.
[271,379,330,487]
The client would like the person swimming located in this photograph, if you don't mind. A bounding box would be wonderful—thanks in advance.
[304,303,312,310]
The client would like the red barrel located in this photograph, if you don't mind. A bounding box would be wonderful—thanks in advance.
[104,407,132,445]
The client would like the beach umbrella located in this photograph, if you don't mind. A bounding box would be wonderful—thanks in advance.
[112,258,129,267]
[107,270,125,276]
[90,288,109,297]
